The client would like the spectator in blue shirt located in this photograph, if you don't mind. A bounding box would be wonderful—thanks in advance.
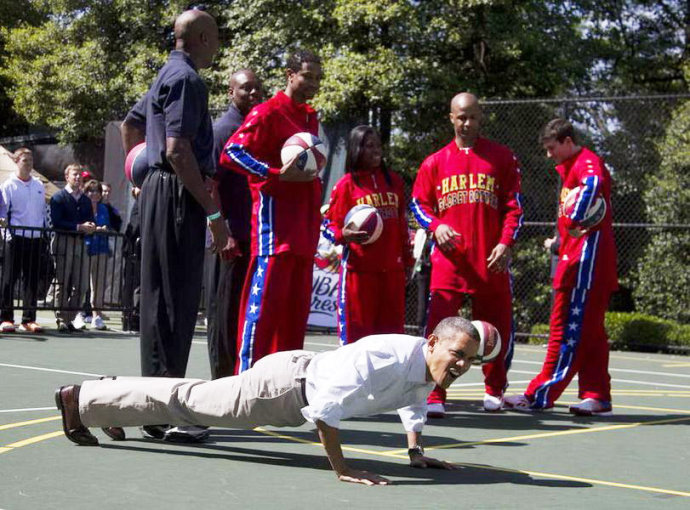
[84,180,111,330]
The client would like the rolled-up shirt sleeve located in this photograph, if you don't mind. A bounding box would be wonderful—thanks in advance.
[397,403,427,432]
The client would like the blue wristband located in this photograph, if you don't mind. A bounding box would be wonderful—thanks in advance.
[207,211,222,222]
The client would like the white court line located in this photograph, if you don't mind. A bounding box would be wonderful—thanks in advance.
[511,359,690,379]
[0,407,54,413]
[0,363,103,378]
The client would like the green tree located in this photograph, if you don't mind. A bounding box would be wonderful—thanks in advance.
[634,65,690,323]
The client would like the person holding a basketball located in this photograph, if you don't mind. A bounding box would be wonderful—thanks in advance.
[218,50,323,373]
[411,92,524,417]
[323,125,413,345]
[504,118,618,415]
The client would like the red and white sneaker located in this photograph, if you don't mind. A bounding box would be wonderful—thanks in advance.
[569,398,612,416]
[1,321,16,333]
[504,394,553,413]
[427,403,446,418]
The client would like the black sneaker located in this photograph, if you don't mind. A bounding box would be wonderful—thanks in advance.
[163,425,210,443]
[57,320,71,334]
[140,424,170,439]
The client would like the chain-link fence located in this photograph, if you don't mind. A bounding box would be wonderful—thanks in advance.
[404,94,690,337]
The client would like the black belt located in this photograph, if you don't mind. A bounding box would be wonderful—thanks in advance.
[300,378,308,406]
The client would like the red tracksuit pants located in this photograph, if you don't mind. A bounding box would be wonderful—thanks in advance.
[337,268,405,345]
[525,285,612,408]
[235,253,313,373]
[426,286,514,404]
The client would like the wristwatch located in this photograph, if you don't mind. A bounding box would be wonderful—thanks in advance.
[407,445,424,457]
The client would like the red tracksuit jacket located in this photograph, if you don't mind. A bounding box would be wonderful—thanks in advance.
[554,147,618,291]
[323,168,413,272]
[218,91,322,258]
[410,137,523,293]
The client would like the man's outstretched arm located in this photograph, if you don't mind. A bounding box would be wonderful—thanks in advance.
[315,420,390,486]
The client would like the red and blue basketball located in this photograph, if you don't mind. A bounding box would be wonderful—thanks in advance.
[471,320,502,364]
[562,186,607,236]
[124,142,149,188]
[280,132,328,173]
[344,204,383,245]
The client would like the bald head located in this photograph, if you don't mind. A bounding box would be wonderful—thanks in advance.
[229,69,262,115]
[173,10,219,69]
[449,92,482,147]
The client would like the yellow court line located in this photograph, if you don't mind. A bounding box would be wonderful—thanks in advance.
[0,416,61,431]
[664,363,690,368]
[457,463,690,498]
[254,427,383,456]
[254,426,690,498]
[0,431,64,455]
[383,414,690,456]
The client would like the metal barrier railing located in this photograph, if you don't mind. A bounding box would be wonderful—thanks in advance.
[0,226,132,314]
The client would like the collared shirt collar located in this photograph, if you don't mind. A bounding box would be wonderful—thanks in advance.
[169,50,198,72]
[407,341,430,384]
[65,183,82,200]
[555,147,583,179]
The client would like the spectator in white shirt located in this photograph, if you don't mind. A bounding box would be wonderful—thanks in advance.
[55,316,480,485]
[0,148,48,333]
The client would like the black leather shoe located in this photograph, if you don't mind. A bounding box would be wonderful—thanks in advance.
[54,385,98,446]
[141,424,170,440]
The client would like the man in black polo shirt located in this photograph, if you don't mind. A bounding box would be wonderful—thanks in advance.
[206,69,262,379]
[120,9,231,442]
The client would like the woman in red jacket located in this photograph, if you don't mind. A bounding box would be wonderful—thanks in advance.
[324,125,412,345]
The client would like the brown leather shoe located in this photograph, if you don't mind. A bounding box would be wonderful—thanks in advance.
[54,385,99,446]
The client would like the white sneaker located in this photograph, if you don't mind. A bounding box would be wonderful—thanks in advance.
[93,315,106,330]
[72,313,87,330]
[427,403,446,418]
[569,398,612,416]
[164,425,210,443]
[483,393,503,412]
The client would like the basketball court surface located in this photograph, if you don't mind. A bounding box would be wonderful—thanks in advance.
[2,322,689,509]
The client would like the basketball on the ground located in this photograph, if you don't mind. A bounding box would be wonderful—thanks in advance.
[124,142,149,188]
[344,204,383,245]
[280,132,328,173]
[562,185,607,234]
[471,320,502,364]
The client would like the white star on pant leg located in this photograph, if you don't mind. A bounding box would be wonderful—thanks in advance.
[252,283,261,295]
[249,304,258,314]
[572,306,581,316]
[257,266,264,277]
[568,322,578,331]
[567,338,577,347]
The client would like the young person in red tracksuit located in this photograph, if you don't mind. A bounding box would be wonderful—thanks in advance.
[323,125,413,345]
[218,50,323,373]
[411,93,524,416]
[505,118,618,416]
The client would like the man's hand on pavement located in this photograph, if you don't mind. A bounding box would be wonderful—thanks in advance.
[337,468,391,486]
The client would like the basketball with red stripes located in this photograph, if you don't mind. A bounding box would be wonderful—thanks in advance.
[344,204,383,245]
[471,320,502,364]
[562,185,607,230]
[280,132,328,173]
[124,142,149,188]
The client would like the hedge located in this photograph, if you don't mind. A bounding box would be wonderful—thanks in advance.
[526,312,690,353]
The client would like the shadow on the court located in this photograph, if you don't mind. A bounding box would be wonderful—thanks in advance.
[99,441,590,488]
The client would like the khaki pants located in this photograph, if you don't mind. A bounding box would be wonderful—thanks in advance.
[89,253,109,310]
[80,351,313,429]
[53,235,89,322]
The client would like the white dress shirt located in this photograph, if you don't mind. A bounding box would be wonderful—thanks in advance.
[302,334,433,432]
[0,174,46,238]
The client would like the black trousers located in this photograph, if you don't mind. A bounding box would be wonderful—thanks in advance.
[139,170,206,378]
[0,235,44,323]
[205,240,250,379]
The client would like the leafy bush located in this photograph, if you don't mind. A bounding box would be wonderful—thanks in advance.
[524,313,690,353]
